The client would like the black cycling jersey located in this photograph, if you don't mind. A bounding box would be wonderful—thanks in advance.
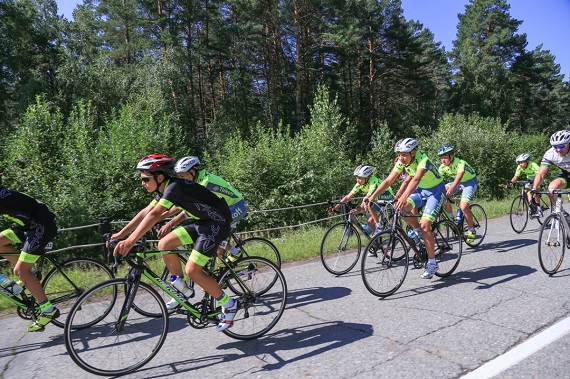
[157,178,232,224]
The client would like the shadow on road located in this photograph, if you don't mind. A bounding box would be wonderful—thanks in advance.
[285,286,351,309]
[136,321,374,378]
[477,238,537,253]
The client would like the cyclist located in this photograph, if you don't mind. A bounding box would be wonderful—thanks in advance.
[328,165,394,236]
[112,154,238,331]
[0,178,59,332]
[506,153,541,215]
[437,146,478,243]
[369,138,446,279]
[531,130,570,212]
[156,156,247,309]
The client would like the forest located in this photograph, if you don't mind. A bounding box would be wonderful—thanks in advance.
[1,0,568,237]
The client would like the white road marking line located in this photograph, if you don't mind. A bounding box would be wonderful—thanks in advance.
[461,316,570,378]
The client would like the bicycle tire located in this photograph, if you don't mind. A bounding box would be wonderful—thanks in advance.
[320,221,362,275]
[464,203,487,247]
[217,257,287,340]
[433,220,463,277]
[538,213,565,275]
[42,258,115,328]
[509,194,528,233]
[361,231,409,297]
[536,194,554,225]
[238,237,282,268]
[64,279,169,376]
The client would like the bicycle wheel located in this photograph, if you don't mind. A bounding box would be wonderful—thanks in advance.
[538,213,565,275]
[361,231,409,297]
[217,257,287,340]
[42,258,115,328]
[64,279,169,376]
[320,221,362,275]
[433,220,463,277]
[509,195,528,233]
[238,237,281,268]
[464,204,487,247]
[536,194,554,225]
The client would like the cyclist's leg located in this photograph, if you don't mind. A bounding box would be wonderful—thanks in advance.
[418,185,446,278]
[460,179,478,229]
[403,193,422,230]
[443,183,454,217]
[157,227,191,277]
[0,231,20,264]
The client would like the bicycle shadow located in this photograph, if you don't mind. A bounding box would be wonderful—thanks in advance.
[285,286,352,308]
[384,264,537,299]
[475,238,537,253]
[135,321,374,378]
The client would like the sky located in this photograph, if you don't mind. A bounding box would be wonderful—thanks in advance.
[55,0,570,79]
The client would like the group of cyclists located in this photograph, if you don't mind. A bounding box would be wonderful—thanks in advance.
[330,129,570,280]
[2,129,570,332]
[1,154,247,332]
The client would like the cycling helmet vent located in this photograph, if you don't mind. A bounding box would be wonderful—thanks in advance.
[516,153,531,163]
[550,130,570,146]
[175,156,201,173]
[438,145,454,156]
[394,138,419,153]
[136,153,175,175]
[353,165,373,177]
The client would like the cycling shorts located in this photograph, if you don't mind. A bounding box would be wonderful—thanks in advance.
[19,205,58,263]
[407,182,446,222]
[448,177,478,203]
[173,222,231,266]
[0,225,25,244]
[554,171,570,188]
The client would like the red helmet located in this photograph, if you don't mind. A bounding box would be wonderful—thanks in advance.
[136,154,175,175]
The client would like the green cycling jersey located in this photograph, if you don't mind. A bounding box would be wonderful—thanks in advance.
[514,161,539,180]
[349,175,394,200]
[393,150,443,189]
[438,157,477,183]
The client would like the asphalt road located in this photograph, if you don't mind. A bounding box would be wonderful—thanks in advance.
[1,214,570,379]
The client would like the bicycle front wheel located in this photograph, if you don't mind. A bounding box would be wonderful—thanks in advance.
[64,279,169,377]
[238,237,282,268]
[361,231,409,297]
[218,257,287,340]
[320,221,362,275]
[538,213,565,275]
[509,195,528,233]
[433,220,463,277]
[464,204,487,247]
[42,258,115,328]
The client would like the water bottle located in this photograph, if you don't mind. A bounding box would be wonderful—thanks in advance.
[362,223,372,235]
[0,274,23,295]
[407,229,420,245]
[455,209,463,223]
[170,276,194,298]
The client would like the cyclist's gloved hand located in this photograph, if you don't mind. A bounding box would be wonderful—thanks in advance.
[505,181,512,189]
[530,188,537,196]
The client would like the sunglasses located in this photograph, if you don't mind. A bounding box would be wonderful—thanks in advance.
[140,176,153,183]
[553,144,567,150]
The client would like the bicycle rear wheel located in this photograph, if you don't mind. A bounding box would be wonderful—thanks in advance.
[42,258,115,328]
[433,220,463,277]
[218,257,287,340]
[538,213,565,275]
[464,204,487,247]
[320,221,362,275]
[509,195,528,233]
[238,237,281,268]
[64,279,169,376]
[361,231,409,297]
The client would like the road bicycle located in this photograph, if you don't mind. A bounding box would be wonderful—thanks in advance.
[64,238,287,376]
[361,200,463,297]
[0,232,114,329]
[536,189,570,275]
[508,180,552,233]
[438,195,488,247]
[320,199,395,275]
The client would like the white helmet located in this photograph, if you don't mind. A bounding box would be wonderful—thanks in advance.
[394,138,419,153]
[516,153,531,163]
[353,165,373,178]
[550,130,570,146]
[174,156,200,173]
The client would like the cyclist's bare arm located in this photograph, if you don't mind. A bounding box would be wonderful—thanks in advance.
[329,193,354,213]
[396,175,412,198]
[370,170,400,201]
[157,210,187,238]
[112,204,154,240]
